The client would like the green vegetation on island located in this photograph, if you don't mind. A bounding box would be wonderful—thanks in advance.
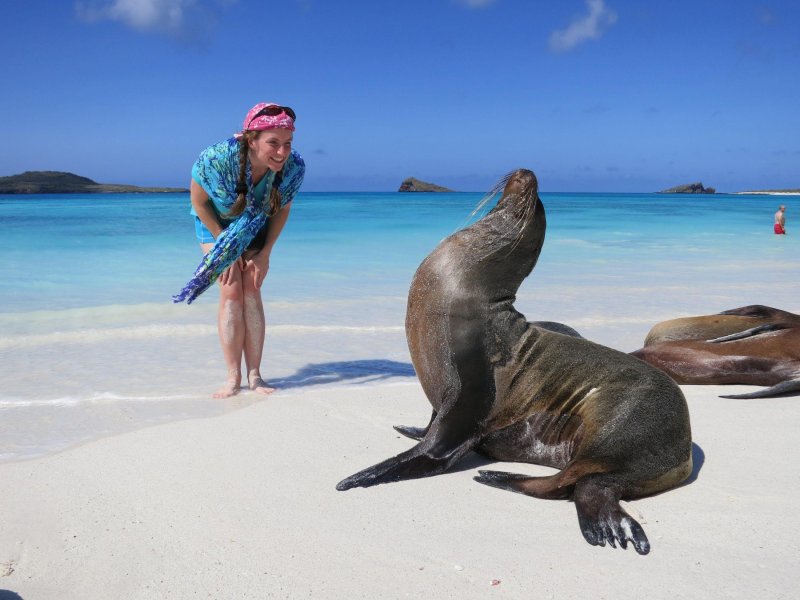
[0,171,188,194]
[658,182,715,194]
[398,177,454,192]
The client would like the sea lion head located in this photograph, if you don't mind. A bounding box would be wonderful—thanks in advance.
[495,168,539,215]
[407,169,546,313]
[463,168,546,295]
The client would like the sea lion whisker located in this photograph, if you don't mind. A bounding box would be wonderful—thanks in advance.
[468,172,513,221]
[501,193,539,258]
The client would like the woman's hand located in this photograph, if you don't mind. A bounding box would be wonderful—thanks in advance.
[243,250,270,288]
[218,257,244,286]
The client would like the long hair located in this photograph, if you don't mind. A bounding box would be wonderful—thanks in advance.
[226,131,284,218]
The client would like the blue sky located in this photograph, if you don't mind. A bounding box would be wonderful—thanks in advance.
[1,0,798,192]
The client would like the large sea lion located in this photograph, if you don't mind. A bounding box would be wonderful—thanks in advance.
[336,169,693,555]
[643,305,800,347]
[633,327,800,399]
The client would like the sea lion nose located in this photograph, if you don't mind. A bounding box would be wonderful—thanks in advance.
[503,169,537,195]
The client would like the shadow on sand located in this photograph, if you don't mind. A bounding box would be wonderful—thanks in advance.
[683,442,705,485]
[270,359,416,390]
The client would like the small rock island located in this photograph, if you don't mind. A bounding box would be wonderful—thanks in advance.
[0,171,188,194]
[398,177,454,192]
[658,182,716,194]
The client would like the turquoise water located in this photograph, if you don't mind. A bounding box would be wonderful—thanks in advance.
[1,190,795,312]
[1,190,797,462]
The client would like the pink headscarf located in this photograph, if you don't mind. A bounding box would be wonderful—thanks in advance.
[242,102,296,132]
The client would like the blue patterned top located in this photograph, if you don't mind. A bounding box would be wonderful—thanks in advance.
[173,138,305,304]
[191,137,304,218]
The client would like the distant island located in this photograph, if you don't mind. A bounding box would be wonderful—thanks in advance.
[398,177,454,192]
[658,182,715,194]
[0,171,188,194]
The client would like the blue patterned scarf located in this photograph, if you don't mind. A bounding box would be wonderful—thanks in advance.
[171,205,268,304]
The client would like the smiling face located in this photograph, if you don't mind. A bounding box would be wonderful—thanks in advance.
[247,128,293,174]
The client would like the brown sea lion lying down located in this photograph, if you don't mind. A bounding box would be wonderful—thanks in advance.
[633,306,800,399]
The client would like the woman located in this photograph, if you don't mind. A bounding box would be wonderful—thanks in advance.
[174,102,305,398]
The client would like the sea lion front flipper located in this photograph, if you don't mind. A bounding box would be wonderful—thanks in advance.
[708,323,786,343]
[393,425,427,441]
[337,322,498,492]
[337,402,486,491]
[573,478,650,555]
[335,426,479,491]
[393,411,437,441]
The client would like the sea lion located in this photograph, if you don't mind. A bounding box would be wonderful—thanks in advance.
[337,169,693,555]
[632,327,800,399]
[643,305,800,346]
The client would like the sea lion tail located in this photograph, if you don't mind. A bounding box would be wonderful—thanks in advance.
[719,378,800,399]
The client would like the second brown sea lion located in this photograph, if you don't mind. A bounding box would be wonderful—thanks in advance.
[643,305,800,347]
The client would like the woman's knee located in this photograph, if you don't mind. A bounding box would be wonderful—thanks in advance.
[219,276,245,303]
[241,273,264,298]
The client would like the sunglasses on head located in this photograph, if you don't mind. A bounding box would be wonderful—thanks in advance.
[248,105,297,128]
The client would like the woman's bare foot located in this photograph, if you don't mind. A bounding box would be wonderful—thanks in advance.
[213,373,242,399]
[248,371,276,395]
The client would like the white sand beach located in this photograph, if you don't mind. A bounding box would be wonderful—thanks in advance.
[2,353,799,598]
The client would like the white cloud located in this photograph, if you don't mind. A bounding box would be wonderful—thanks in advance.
[76,0,187,31]
[75,0,234,35]
[549,0,618,53]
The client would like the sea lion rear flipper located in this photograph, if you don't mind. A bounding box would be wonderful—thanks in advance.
[473,470,571,500]
[719,378,800,399]
[474,459,607,499]
[573,478,650,555]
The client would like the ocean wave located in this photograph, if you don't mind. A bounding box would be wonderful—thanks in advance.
[0,392,197,408]
[0,324,215,349]
[0,323,405,349]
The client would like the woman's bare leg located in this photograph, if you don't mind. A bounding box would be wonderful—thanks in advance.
[201,243,246,398]
[241,257,274,394]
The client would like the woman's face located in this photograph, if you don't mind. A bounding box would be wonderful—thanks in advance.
[248,128,293,172]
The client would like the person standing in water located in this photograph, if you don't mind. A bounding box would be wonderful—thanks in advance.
[774,205,786,235]
[176,103,305,397]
